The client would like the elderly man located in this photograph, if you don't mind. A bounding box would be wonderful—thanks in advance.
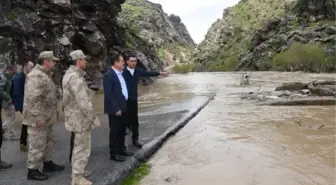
[23,51,64,181]
[63,50,100,185]
[13,60,35,152]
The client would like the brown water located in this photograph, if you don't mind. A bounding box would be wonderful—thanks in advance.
[137,72,336,185]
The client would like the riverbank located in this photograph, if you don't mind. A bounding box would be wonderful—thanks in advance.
[0,91,212,185]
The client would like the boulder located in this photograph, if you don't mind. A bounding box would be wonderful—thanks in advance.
[275,82,306,91]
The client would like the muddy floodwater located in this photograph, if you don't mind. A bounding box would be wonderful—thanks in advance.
[135,72,336,185]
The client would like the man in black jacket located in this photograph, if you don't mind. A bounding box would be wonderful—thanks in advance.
[122,55,168,148]
[13,60,34,152]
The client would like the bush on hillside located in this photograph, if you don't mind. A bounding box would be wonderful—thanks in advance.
[172,64,194,74]
[192,63,206,72]
[207,55,238,72]
[272,43,330,72]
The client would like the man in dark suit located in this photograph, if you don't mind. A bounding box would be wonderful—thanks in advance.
[103,53,133,162]
[122,55,168,148]
[13,60,34,152]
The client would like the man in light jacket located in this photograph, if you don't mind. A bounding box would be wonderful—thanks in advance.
[63,50,100,185]
[23,51,65,181]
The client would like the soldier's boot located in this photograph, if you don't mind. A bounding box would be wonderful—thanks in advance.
[20,144,28,152]
[27,169,49,181]
[72,175,92,185]
[42,161,65,173]
[0,151,12,169]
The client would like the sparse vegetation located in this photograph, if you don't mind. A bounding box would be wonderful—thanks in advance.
[207,55,238,72]
[172,63,194,74]
[195,0,296,71]
[122,163,151,185]
[272,43,329,72]
[8,13,17,20]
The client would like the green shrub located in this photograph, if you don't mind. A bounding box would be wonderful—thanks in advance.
[8,13,17,20]
[156,47,165,59]
[172,64,194,74]
[272,43,326,72]
[122,163,151,185]
[207,55,238,72]
[193,63,206,72]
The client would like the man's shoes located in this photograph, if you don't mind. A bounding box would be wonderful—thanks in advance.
[42,161,65,173]
[110,155,126,162]
[0,160,13,169]
[118,149,134,156]
[27,169,49,181]
[20,144,28,152]
[133,141,143,149]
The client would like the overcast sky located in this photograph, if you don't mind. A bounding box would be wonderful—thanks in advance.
[149,0,240,43]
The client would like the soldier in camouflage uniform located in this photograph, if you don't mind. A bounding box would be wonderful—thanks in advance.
[0,64,18,140]
[0,65,15,169]
[62,50,100,185]
[23,51,65,181]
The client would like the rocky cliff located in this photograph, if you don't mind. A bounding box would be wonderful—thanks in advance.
[0,0,165,88]
[119,0,195,66]
[193,0,336,72]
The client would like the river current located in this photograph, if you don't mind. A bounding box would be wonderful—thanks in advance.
[136,72,336,185]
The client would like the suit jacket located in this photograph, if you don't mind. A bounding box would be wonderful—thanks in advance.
[122,67,160,100]
[103,68,127,115]
[13,71,26,112]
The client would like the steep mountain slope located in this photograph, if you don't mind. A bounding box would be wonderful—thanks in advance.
[0,0,164,88]
[193,0,336,72]
[119,0,195,66]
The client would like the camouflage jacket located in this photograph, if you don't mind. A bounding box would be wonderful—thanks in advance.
[22,64,58,126]
[62,65,99,133]
[0,72,13,107]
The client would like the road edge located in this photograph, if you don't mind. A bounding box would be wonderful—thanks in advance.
[103,95,214,185]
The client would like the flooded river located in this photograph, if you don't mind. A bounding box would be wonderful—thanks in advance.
[134,72,336,185]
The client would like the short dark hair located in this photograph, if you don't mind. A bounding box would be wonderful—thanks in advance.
[22,56,33,66]
[110,53,123,65]
[6,64,15,70]
[125,55,137,61]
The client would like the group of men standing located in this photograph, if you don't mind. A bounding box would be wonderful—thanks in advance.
[0,49,167,185]
[0,60,34,169]
[103,54,167,162]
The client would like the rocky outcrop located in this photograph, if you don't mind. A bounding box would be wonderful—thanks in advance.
[236,0,336,72]
[275,80,336,96]
[119,0,195,65]
[0,0,164,88]
[192,0,293,70]
[293,0,336,21]
[192,0,336,73]
[240,80,336,106]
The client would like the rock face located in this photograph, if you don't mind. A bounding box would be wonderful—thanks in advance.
[0,0,164,88]
[119,0,195,65]
[192,0,336,72]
